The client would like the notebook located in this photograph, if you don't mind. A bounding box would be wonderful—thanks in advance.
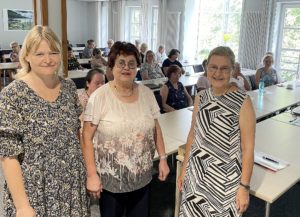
[254,150,289,172]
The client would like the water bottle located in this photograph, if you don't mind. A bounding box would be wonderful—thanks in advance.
[258,79,264,95]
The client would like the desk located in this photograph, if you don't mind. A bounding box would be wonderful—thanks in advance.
[175,117,300,217]
[72,47,85,51]
[247,83,300,121]
[0,62,19,89]
[78,58,91,65]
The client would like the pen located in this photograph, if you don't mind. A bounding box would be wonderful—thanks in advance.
[263,156,279,164]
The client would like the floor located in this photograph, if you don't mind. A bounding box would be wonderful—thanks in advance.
[1,158,300,217]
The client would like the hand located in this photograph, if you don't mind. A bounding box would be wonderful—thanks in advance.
[16,206,36,217]
[236,186,250,213]
[87,174,102,199]
[158,159,170,181]
[177,167,186,192]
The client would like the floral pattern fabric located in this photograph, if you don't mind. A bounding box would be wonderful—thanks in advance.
[84,83,160,193]
[0,78,89,217]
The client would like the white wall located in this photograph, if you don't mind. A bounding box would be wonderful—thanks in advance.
[67,0,91,46]
[0,0,33,49]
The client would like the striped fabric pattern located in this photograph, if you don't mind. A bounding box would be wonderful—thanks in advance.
[180,89,247,217]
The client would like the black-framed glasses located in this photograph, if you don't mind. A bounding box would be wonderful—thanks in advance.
[116,60,137,69]
[207,65,232,74]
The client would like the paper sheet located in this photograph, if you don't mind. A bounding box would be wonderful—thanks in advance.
[254,150,289,172]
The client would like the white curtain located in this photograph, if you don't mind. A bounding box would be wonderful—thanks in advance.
[182,0,200,61]
[141,0,149,44]
[239,0,272,69]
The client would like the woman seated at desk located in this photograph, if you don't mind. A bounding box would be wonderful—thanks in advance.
[196,59,210,92]
[160,65,192,112]
[68,46,84,70]
[140,50,165,80]
[255,54,278,88]
[90,48,108,69]
[231,62,251,91]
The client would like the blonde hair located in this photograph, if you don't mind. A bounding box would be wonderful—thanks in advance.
[262,54,273,64]
[10,41,19,47]
[15,25,62,79]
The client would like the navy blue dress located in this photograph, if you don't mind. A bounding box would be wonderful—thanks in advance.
[166,81,188,110]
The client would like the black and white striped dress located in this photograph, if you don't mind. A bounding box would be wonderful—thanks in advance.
[180,88,248,217]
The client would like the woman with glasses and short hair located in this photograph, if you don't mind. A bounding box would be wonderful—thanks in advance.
[178,46,255,217]
[82,41,170,217]
[255,54,278,88]
[140,50,165,80]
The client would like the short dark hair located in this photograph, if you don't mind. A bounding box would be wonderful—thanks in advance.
[168,49,180,58]
[85,68,105,90]
[166,65,181,79]
[108,41,141,68]
[87,39,95,45]
[93,48,101,56]
[68,46,72,51]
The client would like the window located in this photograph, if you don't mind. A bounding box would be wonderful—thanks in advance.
[197,0,242,59]
[276,5,300,81]
[151,6,159,50]
[129,7,142,43]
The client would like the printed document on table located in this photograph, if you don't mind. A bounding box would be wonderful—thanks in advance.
[254,150,289,172]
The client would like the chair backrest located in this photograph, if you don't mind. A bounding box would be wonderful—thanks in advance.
[154,93,165,114]
[76,43,85,47]
[193,64,204,73]
[248,74,257,90]
[79,52,83,59]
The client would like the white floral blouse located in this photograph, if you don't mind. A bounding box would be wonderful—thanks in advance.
[84,83,160,193]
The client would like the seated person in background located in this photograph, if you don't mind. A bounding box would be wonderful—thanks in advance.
[90,48,108,69]
[230,62,250,91]
[78,68,105,121]
[141,50,165,80]
[9,41,20,62]
[135,39,141,52]
[103,39,114,57]
[156,45,167,66]
[140,42,148,63]
[162,49,185,75]
[196,59,210,92]
[160,65,193,112]
[82,39,95,58]
[255,54,278,87]
[68,46,84,70]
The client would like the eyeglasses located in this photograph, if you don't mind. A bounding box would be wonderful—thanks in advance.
[116,60,137,69]
[207,65,232,74]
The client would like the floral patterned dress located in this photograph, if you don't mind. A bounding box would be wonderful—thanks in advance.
[0,78,90,216]
[84,83,160,193]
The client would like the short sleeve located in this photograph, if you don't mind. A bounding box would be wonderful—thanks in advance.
[143,86,160,119]
[0,88,24,157]
[66,78,83,131]
[84,86,106,125]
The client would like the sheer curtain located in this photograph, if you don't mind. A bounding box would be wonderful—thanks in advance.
[239,0,272,69]
[182,0,200,61]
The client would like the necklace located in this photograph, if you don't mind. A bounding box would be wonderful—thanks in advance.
[114,83,134,97]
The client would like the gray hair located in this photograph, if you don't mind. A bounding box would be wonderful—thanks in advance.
[207,46,235,67]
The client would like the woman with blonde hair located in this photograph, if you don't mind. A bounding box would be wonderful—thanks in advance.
[0,25,89,216]
[255,54,278,88]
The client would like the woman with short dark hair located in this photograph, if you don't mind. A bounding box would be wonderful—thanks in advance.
[160,65,192,112]
[82,41,170,217]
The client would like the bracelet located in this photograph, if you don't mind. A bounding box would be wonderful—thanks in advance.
[159,154,168,160]
[240,182,250,191]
